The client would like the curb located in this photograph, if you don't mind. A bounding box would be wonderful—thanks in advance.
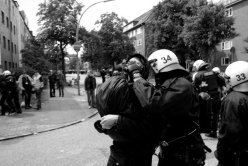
[0,110,99,141]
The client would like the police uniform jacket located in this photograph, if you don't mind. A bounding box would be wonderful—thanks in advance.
[132,70,205,148]
[95,75,159,156]
[215,91,248,161]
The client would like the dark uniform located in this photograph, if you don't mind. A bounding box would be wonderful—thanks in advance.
[0,75,21,115]
[133,70,206,166]
[48,72,57,97]
[95,54,158,166]
[194,68,225,137]
[215,91,248,166]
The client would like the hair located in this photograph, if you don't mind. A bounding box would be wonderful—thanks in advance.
[126,53,150,79]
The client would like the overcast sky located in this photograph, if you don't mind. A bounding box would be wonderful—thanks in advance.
[18,0,220,36]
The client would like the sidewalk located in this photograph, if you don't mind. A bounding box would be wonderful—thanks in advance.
[0,86,98,141]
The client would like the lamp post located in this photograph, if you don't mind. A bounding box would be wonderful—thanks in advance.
[73,0,115,95]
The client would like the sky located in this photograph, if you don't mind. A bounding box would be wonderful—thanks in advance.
[18,0,163,35]
[18,0,221,36]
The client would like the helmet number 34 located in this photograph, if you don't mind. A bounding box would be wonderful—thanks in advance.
[161,55,172,64]
[236,73,246,82]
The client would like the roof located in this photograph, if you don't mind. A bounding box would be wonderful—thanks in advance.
[123,9,153,33]
[223,0,244,7]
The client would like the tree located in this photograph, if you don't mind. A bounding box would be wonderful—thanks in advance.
[21,38,50,75]
[181,1,237,61]
[146,0,237,63]
[95,12,135,68]
[36,0,83,75]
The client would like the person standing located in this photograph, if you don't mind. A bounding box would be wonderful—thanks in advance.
[56,70,65,97]
[97,54,159,166]
[48,70,56,97]
[193,60,225,138]
[132,49,206,166]
[0,70,22,115]
[100,68,106,83]
[84,70,96,109]
[215,61,248,166]
[18,71,33,109]
[33,72,44,110]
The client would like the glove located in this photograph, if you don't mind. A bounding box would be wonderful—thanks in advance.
[94,120,107,133]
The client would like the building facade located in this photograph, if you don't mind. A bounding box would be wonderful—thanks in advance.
[123,10,152,58]
[0,0,32,73]
[217,0,248,65]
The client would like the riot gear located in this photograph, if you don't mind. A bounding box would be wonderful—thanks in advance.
[225,61,248,92]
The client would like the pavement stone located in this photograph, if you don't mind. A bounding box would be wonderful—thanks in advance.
[0,86,98,141]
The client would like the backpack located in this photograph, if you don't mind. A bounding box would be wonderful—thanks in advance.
[95,75,131,117]
[202,71,219,93]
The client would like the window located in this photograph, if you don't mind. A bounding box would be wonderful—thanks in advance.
[14,25,16,34]
[8,39,10,51]
[225,8,233,17]
[3,36,6,49]
[1,11,4,24]
[221,57,230,66]
[137,39,142,46]
[9,62,11,69]
[12,62,14,68]
[6,17,9,28]
[4,61,7,70]
[11,42,13,52]
[221,40,232,50]
[14,44,16,53]
[137,27,142,34]
[10,21,12,31]
[133,40,136,46]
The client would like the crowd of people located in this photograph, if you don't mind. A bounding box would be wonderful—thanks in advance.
[95,49,248,166]
[0,70,44,115]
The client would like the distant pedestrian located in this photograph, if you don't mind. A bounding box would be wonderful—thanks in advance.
[33,72,44,110]
[56,70,65,97]
[48,70,57,97]
[215,61,248,166]
[18,71,33,109]
[84,70,96,109]
[100,68,106,83]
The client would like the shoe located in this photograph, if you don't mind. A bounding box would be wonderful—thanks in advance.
[205,132,217,138]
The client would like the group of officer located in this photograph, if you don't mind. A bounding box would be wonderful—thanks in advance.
[95,48,248,166]
[0,70,22,115]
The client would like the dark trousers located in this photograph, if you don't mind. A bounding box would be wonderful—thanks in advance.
[107,148,152,166]
[0,91,21,114]
[86,90,95,107]
[218,151,248,166]
[49,84,56,97]
[23,90,32,108]
[58,86,64,97]
[35,89,42,109]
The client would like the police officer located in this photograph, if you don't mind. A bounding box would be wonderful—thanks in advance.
[193,60,225,138]
[215,61,248,166]
[96,54,159,166]
[0,70,22,115]
[131,49,206,166]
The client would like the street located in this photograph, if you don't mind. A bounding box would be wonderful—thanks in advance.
[0,113,218,166]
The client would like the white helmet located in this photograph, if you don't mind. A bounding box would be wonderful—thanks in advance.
[193,60,208,72]
[3,70,11,76]
[148,49,186,74]
[212,67,221,74]
[225,61,248,92]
